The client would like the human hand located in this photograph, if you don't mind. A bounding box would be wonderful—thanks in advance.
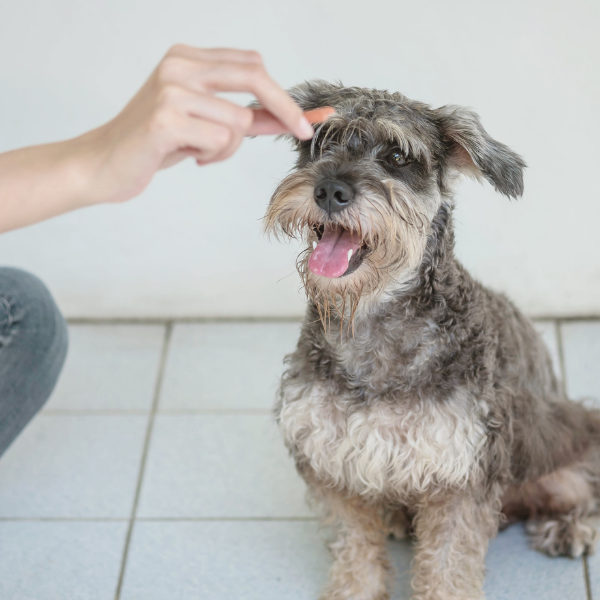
[79,45,317,204]
[0,46,336,232]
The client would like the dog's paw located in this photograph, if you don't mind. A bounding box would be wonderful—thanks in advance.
[527,515,599,557]
[385,509,412,541]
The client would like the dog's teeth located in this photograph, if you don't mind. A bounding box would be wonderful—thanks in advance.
[348,249,353,261]
[313,241,317,250]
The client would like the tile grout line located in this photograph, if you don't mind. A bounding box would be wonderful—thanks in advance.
[67,316,304,325]
[134,516,318,522]
[555,319,569,395]
[0,517,130,522]
[0,516,317,522]
[65,316,600,326]
[41,409,273,416]
[584,553,593,600]
[556,319,592,599]
[113,321,173,600]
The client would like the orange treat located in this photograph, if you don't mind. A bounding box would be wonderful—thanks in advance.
[304,107,336,124]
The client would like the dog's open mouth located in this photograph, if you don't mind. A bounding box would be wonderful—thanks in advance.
[309,224,368,278]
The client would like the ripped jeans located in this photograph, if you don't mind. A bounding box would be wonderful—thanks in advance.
[0,267,68,457]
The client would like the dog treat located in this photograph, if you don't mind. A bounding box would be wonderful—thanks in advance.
[303,107,336,124]
[247,106,334,137]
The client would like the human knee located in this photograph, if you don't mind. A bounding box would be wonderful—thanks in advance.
[0,267,68,375]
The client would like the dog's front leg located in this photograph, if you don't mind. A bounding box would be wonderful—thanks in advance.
[411,487,501,600]
[317,490,391,600]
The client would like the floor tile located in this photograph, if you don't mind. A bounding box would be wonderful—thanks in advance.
[45,324,165,411]
[159,322,301,410]
[121,521,414,600]
[0,521,127,600]
[120,521,583,600]
[561,321,600,402]
[120,521,330,600]
[533,320,562,382]
[0,415,147,517]
[484,524,587,599]
[137,414,310,518]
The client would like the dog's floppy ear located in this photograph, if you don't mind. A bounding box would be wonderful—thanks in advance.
[435,105,526,199]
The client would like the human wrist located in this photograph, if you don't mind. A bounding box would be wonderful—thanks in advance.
[61,127,116,208]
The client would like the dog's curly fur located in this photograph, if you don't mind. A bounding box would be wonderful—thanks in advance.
[264,81,600,600]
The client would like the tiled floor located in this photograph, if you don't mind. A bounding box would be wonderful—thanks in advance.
[0,318,599,599]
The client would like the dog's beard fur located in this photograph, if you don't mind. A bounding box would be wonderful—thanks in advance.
[264,160,438,334]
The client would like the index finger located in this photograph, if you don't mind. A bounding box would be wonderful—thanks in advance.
[197,61,323,140]
[249,75,315,140]
[169,45,264,65]
[198,63,313,140]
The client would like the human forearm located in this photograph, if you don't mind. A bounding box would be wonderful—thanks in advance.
[0,136,100,233]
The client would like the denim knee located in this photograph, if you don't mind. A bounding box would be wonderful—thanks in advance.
[0,267,69,456]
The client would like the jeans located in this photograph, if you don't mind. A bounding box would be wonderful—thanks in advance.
[0,267,68,457]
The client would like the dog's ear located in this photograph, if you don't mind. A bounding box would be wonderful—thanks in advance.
[435,105,526,199]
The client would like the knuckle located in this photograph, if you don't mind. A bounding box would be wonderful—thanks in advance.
[149,107,176,133]
[156,57,181,85]
[157,84,181,106]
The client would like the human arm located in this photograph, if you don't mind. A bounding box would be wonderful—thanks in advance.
[0,45,315,233]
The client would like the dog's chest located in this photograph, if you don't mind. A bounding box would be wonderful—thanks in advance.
[277,381,487,499]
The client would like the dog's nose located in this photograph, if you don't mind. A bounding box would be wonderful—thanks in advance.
[314,179,355,214]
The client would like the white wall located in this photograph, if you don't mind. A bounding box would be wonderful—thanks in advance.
[1,0,599,318]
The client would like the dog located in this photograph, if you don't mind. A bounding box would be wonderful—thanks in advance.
[263,81,600,600]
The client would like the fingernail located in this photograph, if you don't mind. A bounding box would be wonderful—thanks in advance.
[297,116,314,140]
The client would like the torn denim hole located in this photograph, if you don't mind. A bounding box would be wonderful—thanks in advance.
[0,296,15,345]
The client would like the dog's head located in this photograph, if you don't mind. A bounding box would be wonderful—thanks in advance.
[264,81,525,317]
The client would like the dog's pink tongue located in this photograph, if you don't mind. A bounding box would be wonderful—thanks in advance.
[309,225,362,278]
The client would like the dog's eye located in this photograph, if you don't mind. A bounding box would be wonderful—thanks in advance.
[388,148,410,167]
